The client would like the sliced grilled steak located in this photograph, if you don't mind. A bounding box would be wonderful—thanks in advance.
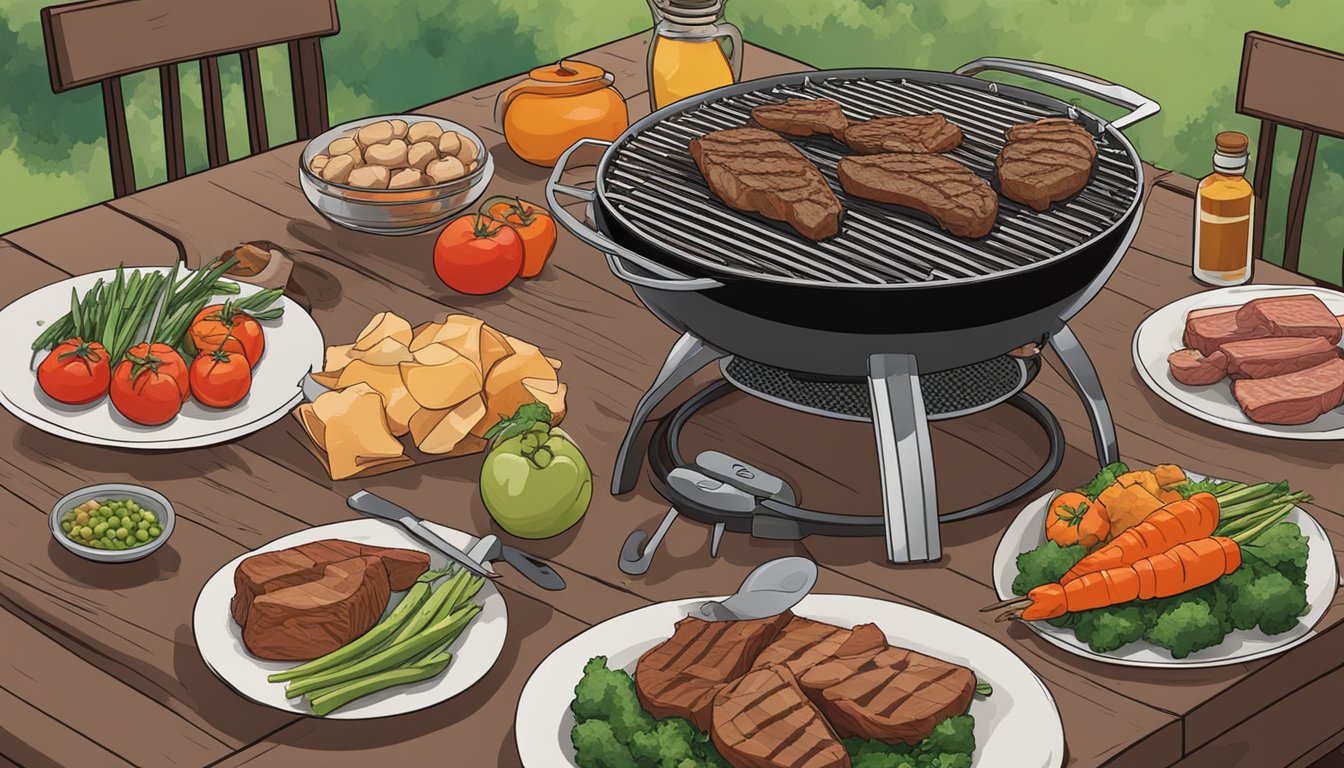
[838,153,998,238]
[1168,348,1229,386]
[232,540,430,625]
[797,647,976,745]
[242,555,391,661]
[690,128,843,241]
[1234,294,1343,345]
[1183,306,1270,356]
[842,114,963,155]
[753,617,889,676]
[1220,336,1342,379]
[1232,357,1344,425]
[752,99,849,140]
[996,118,1098,211]
[712,664,850,768]
[635,612,791,730]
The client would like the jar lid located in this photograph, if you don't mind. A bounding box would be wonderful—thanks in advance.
[527,60,609,84]
[655,0,724,24]
[1215,131,1249,156]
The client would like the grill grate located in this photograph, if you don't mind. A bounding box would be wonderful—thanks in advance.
[603,74,1142,285]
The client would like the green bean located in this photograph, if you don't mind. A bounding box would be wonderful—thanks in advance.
[388,571,468,646]
[268,580,438,683]
[307,652,453,717]
[283,603,480,700]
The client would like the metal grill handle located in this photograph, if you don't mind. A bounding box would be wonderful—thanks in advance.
[546,138,723,291]
[954,57,1159,131]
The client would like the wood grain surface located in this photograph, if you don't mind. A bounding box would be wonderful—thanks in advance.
[2,32,1341,768]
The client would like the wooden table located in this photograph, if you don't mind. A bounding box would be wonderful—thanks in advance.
[3,33,1342,768]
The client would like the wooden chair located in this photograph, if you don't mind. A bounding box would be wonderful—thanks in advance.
[1237,31,1344,286]
[41,0,341,197]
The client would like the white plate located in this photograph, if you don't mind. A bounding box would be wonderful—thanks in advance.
[193,519,507,719]
[516,594,1064,768]
[992,480,1339,668]
[1132,284,1344,439]
[0,266,324,449]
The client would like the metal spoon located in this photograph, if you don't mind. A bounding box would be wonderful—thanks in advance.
[690,556,818,622]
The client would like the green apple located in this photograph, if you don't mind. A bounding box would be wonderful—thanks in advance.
[480,422,592,539]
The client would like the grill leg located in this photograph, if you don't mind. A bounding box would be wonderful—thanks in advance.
[1052,323,1120,465]
[613,332,726,495]
[868,353,940,564]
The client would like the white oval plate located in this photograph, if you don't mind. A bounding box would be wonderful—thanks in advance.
[194,519,507,719]
[992,480,1338,668]
[1132,284,1344,439]
[0,266,324,449]
[516,594,1064,768]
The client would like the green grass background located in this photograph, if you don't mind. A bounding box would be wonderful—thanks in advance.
[1,0,1341,282]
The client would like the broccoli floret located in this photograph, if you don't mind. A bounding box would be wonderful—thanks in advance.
[572,720,636,768]
[1011,541,1087,596]
[630,718,698,768]
[1229,571,1309,635]
[844,736,912,760]
[922,755,973,768]
[914,715,975,757]
[1079,462,1129,499]
[1242,523,1309,583]
[852,754,917,768]
[571,656,655,742]
[1143,601,1227,658]
[1073,605,1146,653]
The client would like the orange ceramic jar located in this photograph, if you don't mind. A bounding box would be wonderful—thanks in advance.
[495,60,629,167]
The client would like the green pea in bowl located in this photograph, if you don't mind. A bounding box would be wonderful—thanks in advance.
[50,483,175,563]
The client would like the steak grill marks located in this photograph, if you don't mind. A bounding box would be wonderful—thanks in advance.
[603,75,1141,285]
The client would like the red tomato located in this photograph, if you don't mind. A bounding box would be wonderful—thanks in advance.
[126,342,190,402]
[189,348,252,408]
[189,303,264,365]
[110,360,183,426]
[486,197,557,278]
[36,338,111,405]
[433,214,524,295]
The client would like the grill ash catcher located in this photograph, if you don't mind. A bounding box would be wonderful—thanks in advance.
[545,58,1159,569]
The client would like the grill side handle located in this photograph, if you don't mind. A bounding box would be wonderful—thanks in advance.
[546,138,724,291]
[954,57,1159,131]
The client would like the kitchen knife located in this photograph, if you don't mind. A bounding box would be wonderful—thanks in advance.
[347,491,498,579]
[468,534,567,591]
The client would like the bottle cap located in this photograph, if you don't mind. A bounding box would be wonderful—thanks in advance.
[1215,131,1249,156]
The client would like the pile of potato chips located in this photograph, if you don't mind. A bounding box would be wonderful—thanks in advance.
[295,312,566,480]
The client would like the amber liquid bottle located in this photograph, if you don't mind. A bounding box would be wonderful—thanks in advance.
[1193,131,1255,286]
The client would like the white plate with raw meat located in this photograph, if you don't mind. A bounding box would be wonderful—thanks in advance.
[515,594,1064,768]
[1132,284,1344,438]
[194,519,507,719]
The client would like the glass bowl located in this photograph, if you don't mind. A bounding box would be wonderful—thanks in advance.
[299,115,494,236]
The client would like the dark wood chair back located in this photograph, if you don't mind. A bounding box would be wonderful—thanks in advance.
[1237,31,1344,286]
[41,0,340,197]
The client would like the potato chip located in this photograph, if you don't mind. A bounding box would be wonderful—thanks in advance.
[332,360,418,437]
[482,339,561,425]
[400,343,482,410]
[308,384,412,479]
[294,403,328,449]
[324,343,357,373]
[410,395,486,454]
[480,325,514,376]
[417,314,487,369]
[353,336,414,366]
[353,312,413,352]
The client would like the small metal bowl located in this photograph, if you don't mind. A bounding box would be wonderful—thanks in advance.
[50,483,176,563]
[299,115,494,236]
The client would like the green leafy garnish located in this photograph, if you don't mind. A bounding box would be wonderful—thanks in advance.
[1078,462,1129,500]
[483,402,553,443]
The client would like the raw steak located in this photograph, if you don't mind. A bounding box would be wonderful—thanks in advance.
[1220,336,1342,379]
[838,153,998,238]
[752,99,849,140]
[711,664,850,768]
[242,555,391,661]
[996,118,1098,211]
[1183,306,1270,356]
[634,612,792,731]
[690,127,843,240]
[842,114,963,154]
[1232,357,1344,425]
[797,646,976,745]
[1168,348,1229,386]
[1234,294,1343,345]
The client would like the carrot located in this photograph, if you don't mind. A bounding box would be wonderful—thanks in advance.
[993,537,1241,621]
[1060,492,1220,584]
[1045,492,1110,550]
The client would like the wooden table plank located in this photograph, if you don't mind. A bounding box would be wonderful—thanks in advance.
[0,685,134,768]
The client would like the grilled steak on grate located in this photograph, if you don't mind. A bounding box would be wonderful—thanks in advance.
[842,114,963,155]
[996,118,1098,211]
[690,127,844,241]
[712,664,850,768]
[751,99,849,140]
[1232,357,1344,425]
[797,646,976,745]
[838,153,999,238]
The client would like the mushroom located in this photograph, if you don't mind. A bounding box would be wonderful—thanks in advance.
[407,141,438,171]
[426,156,465,184]
[320,154,356,184]
[389,119,409,140]
[437,131,461,157]
[310,154,330,174]
[456,137,479,165]
[389,168,428,189]
[347,165,391,189]
[364,139,409,168]
[355,120,395,149]
[407,121,443,145]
